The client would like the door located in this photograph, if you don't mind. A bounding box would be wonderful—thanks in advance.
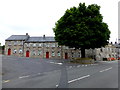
[65,53,68,59]
[8,48,11,55]
[26,50,29,57]
[46,52,49,58]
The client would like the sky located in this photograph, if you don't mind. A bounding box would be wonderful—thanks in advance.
[0,0,119,45]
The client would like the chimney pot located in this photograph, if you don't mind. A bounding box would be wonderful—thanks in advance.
[26,33,28,35]
[43,35,45,38]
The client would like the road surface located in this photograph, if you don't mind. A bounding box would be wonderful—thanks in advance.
[2,55,119,88]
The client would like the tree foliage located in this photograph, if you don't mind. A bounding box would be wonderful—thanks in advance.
[53,3,110,58]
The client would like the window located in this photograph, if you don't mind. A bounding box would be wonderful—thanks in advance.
[46,43,49,47]
[51,43,55,47]
[19,41,23,45]
[32,50,36,55]
[57,51,60,56]
[8,41,11,46]
[65,46,69,49]
[26,43,30,47]
[44,43,46,47]
[112,48,114,53]
[14,41,18,45]
[38,50,42,55]
[33,44,36,47]
[19,48,22,54]
[13,49,17,54]
[52,51,55,56]
[38,43,42,47]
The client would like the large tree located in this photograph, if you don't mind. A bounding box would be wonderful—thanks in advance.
[53,3,110,58]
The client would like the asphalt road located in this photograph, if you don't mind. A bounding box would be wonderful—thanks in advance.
[2,55,119,88]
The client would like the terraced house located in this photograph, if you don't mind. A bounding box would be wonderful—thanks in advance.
[5,33,79,59]
[5,33,118,60]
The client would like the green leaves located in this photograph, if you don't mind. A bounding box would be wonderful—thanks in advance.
[53,2,110,50]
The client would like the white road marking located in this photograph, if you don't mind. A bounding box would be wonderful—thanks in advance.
[55,63,63,65]
[68,75,90,84]
[56,84,59,87]
[50,62,54,64]
[19,75,30,79]
[49,62,63,65]
[69,66,72,68]
[85,65,87,66]
[99,67,112,72]
[77,65,80,67]
[38,73,41,75]
[2,80,10,83]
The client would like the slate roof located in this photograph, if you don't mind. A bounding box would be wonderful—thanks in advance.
[5,35,29,41]
[113,44,120,48]
[26,37,55,42]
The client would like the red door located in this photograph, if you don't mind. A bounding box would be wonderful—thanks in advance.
[26,50,29,57]
[8,48,11,55]
[46,52,49,58]
[65,53,68,59]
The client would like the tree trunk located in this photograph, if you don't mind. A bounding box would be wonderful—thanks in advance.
[81,48,85,58]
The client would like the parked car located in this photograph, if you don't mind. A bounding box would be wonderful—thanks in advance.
[107,57,116,61]
[118,57,120,60]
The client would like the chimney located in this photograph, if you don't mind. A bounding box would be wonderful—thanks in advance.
[26,33,28,35]
[110,42,113,45]
[43,35,45,39]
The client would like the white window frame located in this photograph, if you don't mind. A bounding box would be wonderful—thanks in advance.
[8,41,12,46]
[38,43,42,47]
[13,49,17,54]
[19,41,23,45]
[57,51,60,56]
[52,43,55,47]
[52,51,55,56]
[32,50,36,55]
[19,48,23,54]
[26,43,30,47]
[33,43,36,47]
[38,50,42,55]
[46,43,49,47]
[14,41,18,45]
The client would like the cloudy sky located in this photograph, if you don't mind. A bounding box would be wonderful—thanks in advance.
[0,0,119,45]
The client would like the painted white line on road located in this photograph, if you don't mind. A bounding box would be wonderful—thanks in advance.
[49,62,63,65]
[77,65,80,67]
[37,73,41,75]
[19,75,30,79]
[56,84,59,87]
[55,63,63,65]
[68,75,90,84]
[49,62,54,64]
[99,67,112,72]
[2,80,10,83]
[69,66,72,68]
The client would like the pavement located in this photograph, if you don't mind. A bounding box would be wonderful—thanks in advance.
[2,55,119,88]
